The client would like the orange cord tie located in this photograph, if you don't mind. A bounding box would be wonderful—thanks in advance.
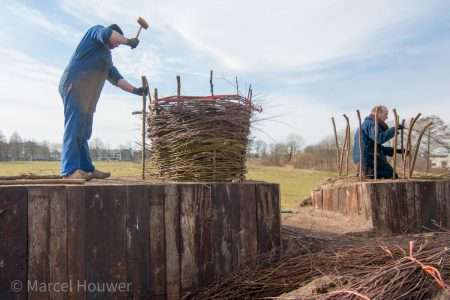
[327,289,371,300]
[406,241,447,290]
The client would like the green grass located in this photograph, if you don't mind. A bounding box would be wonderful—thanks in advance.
[0,161,334,209]
[247,164,335,209]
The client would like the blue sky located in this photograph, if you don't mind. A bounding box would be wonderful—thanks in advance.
[2,0,450,148]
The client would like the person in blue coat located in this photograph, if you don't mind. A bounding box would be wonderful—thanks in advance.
[352,106,404,179]
[59,24,147,179]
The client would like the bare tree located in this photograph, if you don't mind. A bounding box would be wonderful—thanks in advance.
[413,115,450,171]
[286,133,304,162]
[8,132,23,160]
[0,130,6,161]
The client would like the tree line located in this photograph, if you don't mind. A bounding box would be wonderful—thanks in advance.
[0,131,140,161]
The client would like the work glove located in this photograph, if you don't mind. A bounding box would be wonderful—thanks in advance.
[127,38,140,49]
[396,149,410,155]
[132,86,149,96]
[397,124,405,130]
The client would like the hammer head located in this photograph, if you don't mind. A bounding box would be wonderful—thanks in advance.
[137,17,149,29]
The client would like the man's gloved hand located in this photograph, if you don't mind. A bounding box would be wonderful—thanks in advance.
[132,86,149,96]
[127,38,140,49]
[397,124,405,130]
[396,148,410,155]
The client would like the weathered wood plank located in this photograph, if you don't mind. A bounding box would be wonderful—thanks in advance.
[445,182,450,229]
[49,187,68,300]
[180,184,199,295]
[194,185,215,288]
[435,182,446,228]
[368,183,380,231]
[256,184,280,256]
[0,186,28,300]
[417,181,437,230]
[164,185,181,300]
[239,184,257,267]
[395,182,409,233]
[67,186,86,300]
[85,186,110,300]
[312,189,323,210]
[28,187,50,300]
[126,185,150,299]
[106,187,128,300]
[271,184,281,256]
[148,185,166,300]
[212,184,233,278]
[228,184,241,272]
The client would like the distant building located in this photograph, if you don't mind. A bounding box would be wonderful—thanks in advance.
[50,150,61,161]
[430,147,450,169]
[97,149,122,161]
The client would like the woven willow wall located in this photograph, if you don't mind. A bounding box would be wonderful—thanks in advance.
[147,95,257,182]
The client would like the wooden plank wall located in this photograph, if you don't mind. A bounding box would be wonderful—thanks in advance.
[0,182,280,300]
[311,180,450,234]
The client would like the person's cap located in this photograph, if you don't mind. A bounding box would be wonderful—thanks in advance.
[108,24,123,35]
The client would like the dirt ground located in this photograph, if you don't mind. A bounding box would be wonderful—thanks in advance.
[282,206,373,240]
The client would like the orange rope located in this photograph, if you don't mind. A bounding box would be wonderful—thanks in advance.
[406,241,447,289]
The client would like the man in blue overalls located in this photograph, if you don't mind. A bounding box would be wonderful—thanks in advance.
[352,105,404,179]
[59,24,147,179]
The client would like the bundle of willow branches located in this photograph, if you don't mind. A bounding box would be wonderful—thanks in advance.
[185,232,450,300]
[147,95,258,182]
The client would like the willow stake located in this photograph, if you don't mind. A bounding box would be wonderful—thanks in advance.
[356,110,363,181]
[374,106,379,179]
[331,117,341,174]
[392,109,399,178]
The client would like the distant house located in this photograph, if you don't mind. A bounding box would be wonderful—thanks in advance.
[430,147,450,169]
[50,150,61,161]
[97,149,122,161]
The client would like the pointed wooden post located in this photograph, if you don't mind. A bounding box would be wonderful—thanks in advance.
[176,75,181,98]
[356,110,363,181]
[141,76,148,180]
[374,106,379,179]
[392,109,399,178]
[210,70,214,96]
[331,117,340,174]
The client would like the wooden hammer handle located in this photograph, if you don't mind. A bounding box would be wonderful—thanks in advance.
[136,27,143,39]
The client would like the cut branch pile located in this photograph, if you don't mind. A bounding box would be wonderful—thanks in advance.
[185,232,450,300]
[147,94,259,182]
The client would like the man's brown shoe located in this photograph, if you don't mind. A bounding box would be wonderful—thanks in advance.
[90,169,111,179]
[63,169,93,180]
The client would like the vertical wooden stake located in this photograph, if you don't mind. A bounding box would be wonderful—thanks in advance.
[141,76,148,180]
[392,109,399,179]
[331,117,340,174]
[405,113,422,178]
[235,76,239,95]
[343,114,350,176]
[210,70,214,96]
[356,110,363,181]
[176,75,181,98]
[154,88,158,103]
[427,129,431,173]
[374,106,379,180]
[339,123,349,177]
[410,122,433,177]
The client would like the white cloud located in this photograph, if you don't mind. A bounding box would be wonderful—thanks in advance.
[252,93,345,144]
[59,0,444,72]
[6,2,81,42]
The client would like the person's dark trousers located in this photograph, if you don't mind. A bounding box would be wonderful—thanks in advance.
[362,161,398,179]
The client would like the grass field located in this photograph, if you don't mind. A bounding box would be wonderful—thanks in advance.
[0,161,334,209]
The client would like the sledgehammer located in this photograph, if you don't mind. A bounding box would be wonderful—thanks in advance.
[135,17,149,39]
